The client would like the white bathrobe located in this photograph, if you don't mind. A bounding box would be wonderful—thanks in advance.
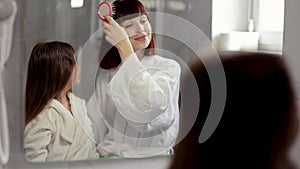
[87,54,181,158]
[24,93,99,162]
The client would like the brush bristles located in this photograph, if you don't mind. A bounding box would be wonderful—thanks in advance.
[111,5,116,17]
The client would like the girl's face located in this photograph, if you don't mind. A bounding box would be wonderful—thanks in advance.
[71,54,81,85]
[121,15,152,52]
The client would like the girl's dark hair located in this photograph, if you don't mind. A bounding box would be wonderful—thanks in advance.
[25,41,75,124]
[99,0,157,69]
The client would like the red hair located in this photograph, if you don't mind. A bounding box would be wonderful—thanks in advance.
[99,0,157,69]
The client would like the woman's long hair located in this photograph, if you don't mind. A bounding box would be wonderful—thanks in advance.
[25,41,75,124]
[99,0,157,69]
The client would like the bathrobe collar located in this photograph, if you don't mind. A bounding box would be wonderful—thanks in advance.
[48,93,76,143]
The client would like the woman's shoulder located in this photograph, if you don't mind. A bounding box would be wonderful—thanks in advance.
[147,55,180,67]
[96,67,118,82]
[151,55,181,71]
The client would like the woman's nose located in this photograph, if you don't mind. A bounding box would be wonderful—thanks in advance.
[135,23,144,32]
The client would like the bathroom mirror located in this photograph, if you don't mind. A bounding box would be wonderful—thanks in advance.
[23,0,201,163]
[21,0,286,164]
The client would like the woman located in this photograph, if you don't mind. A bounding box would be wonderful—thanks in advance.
[87,0,181,158]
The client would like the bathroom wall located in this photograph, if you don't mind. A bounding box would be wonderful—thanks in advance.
[283,0,300,167]
[284,0,300,89]
[25,0,93,58]
[212,0,250,48]
[159,0,213,65]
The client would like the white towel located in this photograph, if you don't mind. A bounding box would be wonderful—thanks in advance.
[0,0,17,72]
[0,0,17,166]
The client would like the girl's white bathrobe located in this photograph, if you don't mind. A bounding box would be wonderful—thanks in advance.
[24,93,99,162]
[87,54,181,158]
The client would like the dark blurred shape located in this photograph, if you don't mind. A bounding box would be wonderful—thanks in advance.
[170,51,299,169]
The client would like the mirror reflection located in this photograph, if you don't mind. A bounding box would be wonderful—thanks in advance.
[20,0,295,166]
[24,0,190,162]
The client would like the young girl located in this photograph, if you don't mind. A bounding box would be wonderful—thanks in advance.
[24,41,99,162]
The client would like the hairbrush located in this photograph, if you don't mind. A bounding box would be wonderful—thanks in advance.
[97,1,116,22]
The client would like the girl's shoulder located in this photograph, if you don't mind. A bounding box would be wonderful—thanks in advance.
[25,102,60,130]
[39,101,61,118]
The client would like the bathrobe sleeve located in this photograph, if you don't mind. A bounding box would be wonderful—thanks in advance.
[86,92,108,144]
[24,108,57,162]
[108,54,181,132]
[70,93,96,143]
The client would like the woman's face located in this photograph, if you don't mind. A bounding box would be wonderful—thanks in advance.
[121,15,152,52]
